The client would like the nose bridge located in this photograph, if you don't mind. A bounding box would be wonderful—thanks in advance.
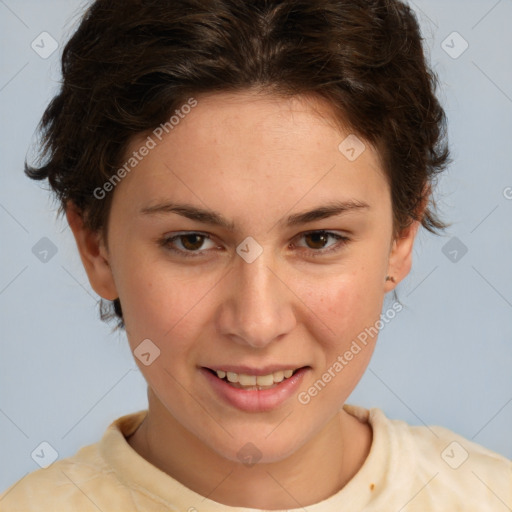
[219,247,295,348]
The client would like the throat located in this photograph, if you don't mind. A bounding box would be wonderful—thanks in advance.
[126,418,149,460]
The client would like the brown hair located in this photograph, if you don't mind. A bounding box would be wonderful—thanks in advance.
[26,0,451,330]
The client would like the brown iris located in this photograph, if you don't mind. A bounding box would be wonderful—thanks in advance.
[180,234,205,251]
[303,232,330,250]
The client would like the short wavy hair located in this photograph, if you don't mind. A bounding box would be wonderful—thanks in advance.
[26,0,451,330]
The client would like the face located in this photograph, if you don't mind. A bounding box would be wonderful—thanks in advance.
[69,91,417,464]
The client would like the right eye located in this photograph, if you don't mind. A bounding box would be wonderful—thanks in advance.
[159,232,219,257]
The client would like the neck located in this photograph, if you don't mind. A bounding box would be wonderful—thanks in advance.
[127,390,372,509]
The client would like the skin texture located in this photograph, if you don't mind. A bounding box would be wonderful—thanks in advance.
[66,90,420,509]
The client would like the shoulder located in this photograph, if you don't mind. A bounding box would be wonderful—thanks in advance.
[0,411,147,512]
[369,407,512,508]
[0,443,117,511]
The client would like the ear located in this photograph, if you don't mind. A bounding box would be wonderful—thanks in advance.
[65,201,118,300]
[384,220,421,292]
[385,185,430,291]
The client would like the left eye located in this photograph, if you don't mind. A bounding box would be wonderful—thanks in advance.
[292,231,349,256]
[295,231,343,250]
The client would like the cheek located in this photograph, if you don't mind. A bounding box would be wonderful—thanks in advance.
[299,267,384,342]
[296,265,384,393]
[118,257,221,352]
[294,275,382,407]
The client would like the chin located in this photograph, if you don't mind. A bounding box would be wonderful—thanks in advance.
[204,424,310,467]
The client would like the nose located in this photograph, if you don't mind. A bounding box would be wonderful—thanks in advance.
[216,250,297,349]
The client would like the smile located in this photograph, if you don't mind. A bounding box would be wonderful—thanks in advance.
[201,366,309,412]
[211,368,298,390]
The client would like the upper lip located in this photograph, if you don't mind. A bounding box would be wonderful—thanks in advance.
[203,365,308,376]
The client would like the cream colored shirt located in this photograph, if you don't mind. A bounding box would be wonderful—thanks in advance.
[1,405,511,511]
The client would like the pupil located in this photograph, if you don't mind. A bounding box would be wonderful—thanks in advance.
[182,234,203,250]
[306,233,327,249]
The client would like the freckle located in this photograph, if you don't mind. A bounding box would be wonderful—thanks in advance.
[370,483,375,491]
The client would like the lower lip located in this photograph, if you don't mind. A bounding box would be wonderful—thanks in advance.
[200,367,308,413]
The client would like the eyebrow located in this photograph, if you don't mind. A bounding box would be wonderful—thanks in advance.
[139,199,370,229]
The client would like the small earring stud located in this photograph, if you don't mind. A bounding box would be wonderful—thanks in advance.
[385,275,396,283]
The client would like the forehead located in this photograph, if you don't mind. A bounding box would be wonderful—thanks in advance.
[111,91,388,224]
[162,91,357,155]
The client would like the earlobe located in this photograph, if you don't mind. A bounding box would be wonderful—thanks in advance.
[385,220,420,291]
[65,201,118,301]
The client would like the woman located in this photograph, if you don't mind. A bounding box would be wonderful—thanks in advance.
[2,0,510,510]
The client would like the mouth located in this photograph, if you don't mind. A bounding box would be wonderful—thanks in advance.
[200,365,310,412]
[204,367,303,390]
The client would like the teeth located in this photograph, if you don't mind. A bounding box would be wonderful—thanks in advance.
[273,370,284,382]
[238,374,256,386]
[256,374,274,386]
[226,372,238,383]
[214,369,297,387]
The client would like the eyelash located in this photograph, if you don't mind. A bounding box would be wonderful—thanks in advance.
[158,230,350,259]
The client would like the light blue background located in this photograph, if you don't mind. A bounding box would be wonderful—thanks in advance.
[1,0,511,493]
